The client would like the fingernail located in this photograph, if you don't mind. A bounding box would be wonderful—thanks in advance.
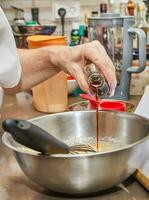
[109,83,116,96]
[109,89,115,97]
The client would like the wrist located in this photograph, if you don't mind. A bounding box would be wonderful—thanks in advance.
[37,47,54,69]
[45,46,72,70]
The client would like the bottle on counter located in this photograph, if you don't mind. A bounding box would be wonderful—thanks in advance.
[83,13,89,44]
[120,2,129,16]
[70,22,80,46]
[27,35,68,113]
[31,7,40,25]
[127,0,135,16]
[110,1,120,14]
[143,0,149,22]
[99,2,108,48]
[70,23,86,46]
[135,1,149,60]
[99,3,108,14]
[78,25,85,45]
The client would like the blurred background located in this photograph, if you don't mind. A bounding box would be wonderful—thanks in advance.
[1,0,148,47]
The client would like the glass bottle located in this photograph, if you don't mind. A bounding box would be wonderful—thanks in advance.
[120,3,129,16]
[84,64,109,97]
[83,13,89,43]
[99,1,108,52]
[143,0,149,22]
[127,0,135,16]
[135,1,149,59]
[70,22,80,46]
[100,3,107,13]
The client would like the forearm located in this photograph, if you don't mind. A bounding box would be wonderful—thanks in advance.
[4,41,117,96]
[4,47,61,94]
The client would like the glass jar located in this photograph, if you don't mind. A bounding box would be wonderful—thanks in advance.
[84,63,109,97]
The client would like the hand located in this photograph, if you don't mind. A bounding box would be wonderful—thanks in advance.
[3,41,116,95]
[55,41,117,96]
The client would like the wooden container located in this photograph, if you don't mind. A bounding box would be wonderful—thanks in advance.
[27,35,68,113]
[134,169,149,191]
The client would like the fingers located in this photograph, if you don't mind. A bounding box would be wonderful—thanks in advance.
[83,41,117,96]
[56,42,117,96]
[58,46,89,92]
[67,63,89,92]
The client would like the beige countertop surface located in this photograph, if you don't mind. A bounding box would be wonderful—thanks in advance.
[0,92,148,200]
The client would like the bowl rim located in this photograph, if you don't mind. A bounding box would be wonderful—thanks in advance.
[68,100,135,112]
[2,110,149,158]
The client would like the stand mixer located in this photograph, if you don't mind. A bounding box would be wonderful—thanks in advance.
[88,13,146,100]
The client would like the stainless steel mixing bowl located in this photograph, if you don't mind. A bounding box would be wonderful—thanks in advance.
[2,111,149,194]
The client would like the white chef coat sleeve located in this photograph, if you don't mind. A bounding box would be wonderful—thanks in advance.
[0,7,21,88]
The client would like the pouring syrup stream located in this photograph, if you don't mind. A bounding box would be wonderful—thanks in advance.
[96,90,100,152]
[86,63,109,152]
[91,81,101,152]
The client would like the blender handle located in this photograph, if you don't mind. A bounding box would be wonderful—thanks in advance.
[127,27,146,73]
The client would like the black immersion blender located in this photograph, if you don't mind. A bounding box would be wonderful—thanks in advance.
[58,8,66,36]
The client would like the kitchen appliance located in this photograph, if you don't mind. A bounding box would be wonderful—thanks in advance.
[58,8,66,36]
[2,111,149,194]
[88,13,146,100]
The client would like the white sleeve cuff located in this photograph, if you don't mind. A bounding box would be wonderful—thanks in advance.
[0,59,21,88]
[0,7,22,88]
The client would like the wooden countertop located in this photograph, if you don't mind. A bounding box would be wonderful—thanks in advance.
[0,92,148,200]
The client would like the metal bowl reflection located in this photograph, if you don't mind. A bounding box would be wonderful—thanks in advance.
[2,111,149,194]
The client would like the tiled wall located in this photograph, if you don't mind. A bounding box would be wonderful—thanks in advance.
[0,0,100,36]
